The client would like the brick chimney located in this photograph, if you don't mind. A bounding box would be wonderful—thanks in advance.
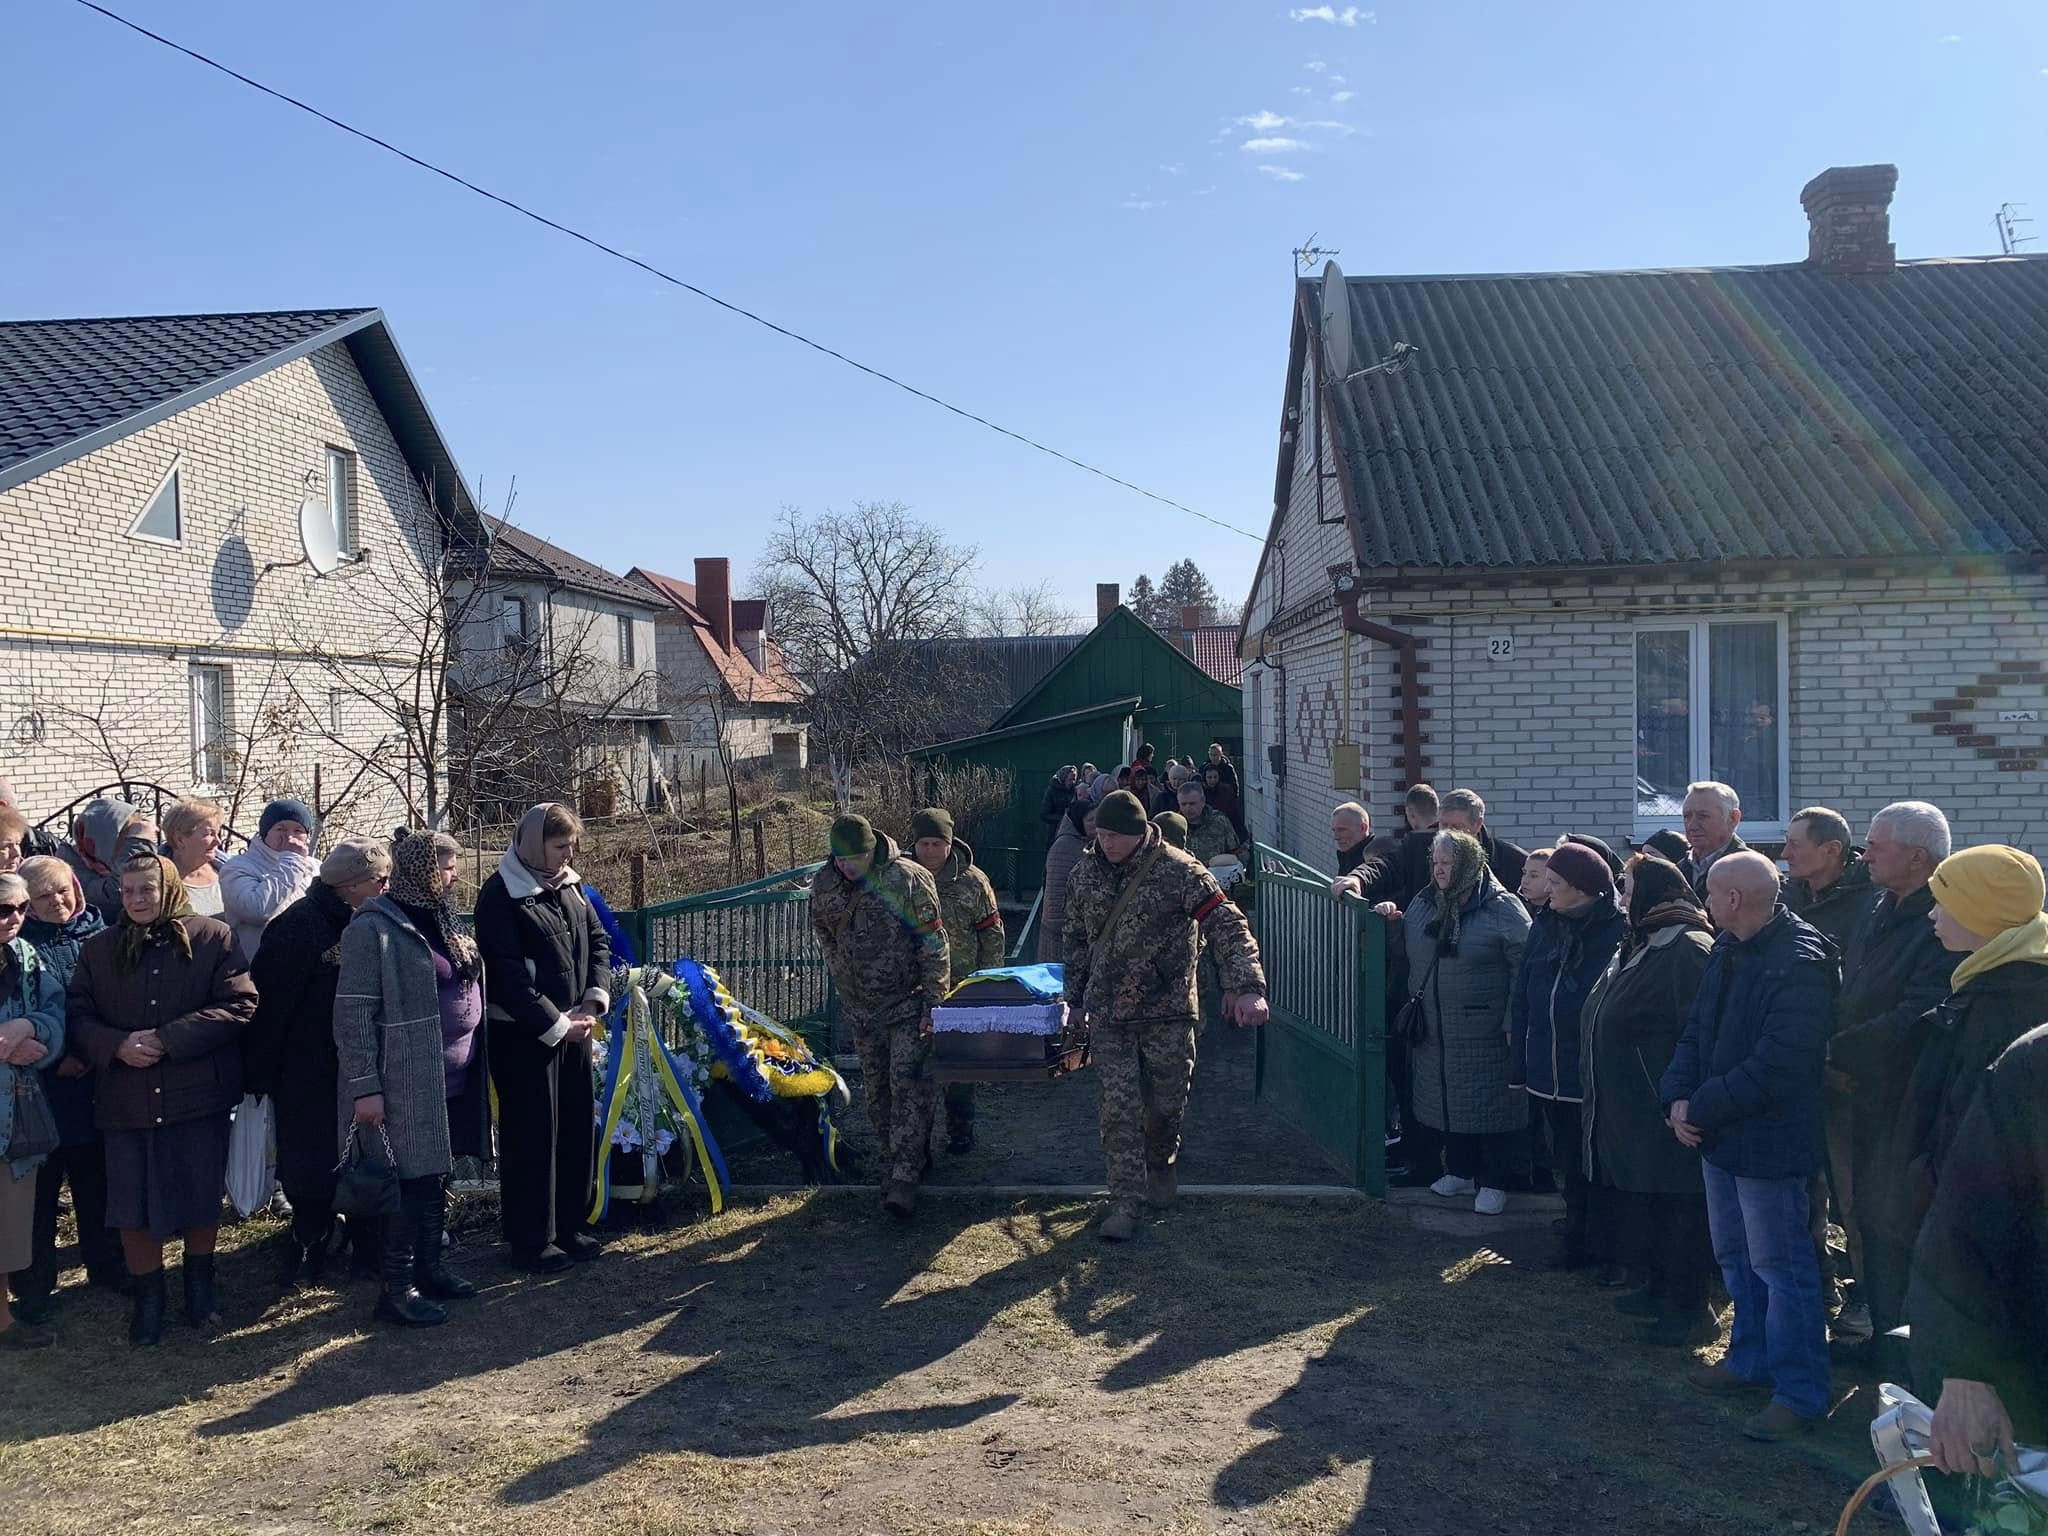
[1096,583,1120,624]
[1179,605,1202,657]
[1801,164,1898,275]
[694,556,733,652]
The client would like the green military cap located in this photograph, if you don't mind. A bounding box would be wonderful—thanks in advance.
[1155,811,1188,849]
[829,814,876,858]
[1094,789,1148,836]
[909,807,954,844]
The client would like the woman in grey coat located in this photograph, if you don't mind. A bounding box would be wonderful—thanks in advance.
[334,850,478,1329]
[1404,829,1532,1215]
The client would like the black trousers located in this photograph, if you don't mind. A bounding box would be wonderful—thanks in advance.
[1442,1129,1527,1188]
[1540,1099,1590,1255]
[18,1140,122,1299]
[1609,1188,1714,1313]
[489,1029,596,1258]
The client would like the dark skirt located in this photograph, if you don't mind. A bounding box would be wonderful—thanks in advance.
[104,1113,233,1239]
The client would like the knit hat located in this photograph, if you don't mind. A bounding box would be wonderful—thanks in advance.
[910,807,954,844]
[1630,829,1690,864]
[260,798,317,839]
[1930,845,2047,938]
[320,838,391,888]
[1094,790,1148,836]
[1561,833,1623,877]
[829,815,876,859]
[1156,811,1189,849]
[1546,841,1614,900]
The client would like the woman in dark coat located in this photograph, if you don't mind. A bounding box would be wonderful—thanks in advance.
[68,854,257,1344]
[1404,829,1532,1212]
[335,830,481,1327]
[1579,853,1716,1343]
[475,804,610,1274]
[246,839,392,1285]
[13,857,118,1312]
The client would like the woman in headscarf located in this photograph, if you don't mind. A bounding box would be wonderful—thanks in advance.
[1580,852,1717,1343]
[386,832,486,1164]
[1403,828,1531,1215]
[68,853,256,1344]
[11,857,118,1316]
[0,871,67,1351]
[61,797,158,912]
[1038,799,1097,965]
[474,805,610,1274]
[334,831,481,1327]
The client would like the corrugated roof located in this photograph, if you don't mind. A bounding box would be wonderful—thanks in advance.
[1185,626,1245,685]
[495,526,667,609]
[0,308,482,536]
[1314,256,2048,568]
[911,635,1086,723]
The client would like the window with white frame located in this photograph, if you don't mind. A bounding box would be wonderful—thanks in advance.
[1634,617,1787,831]
[130,462,184,544]
[617,613,636,668]
[191,664,230,788]
[325,447,357,555]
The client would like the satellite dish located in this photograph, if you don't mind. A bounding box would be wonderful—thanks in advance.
[298,496,341,576]
[1319,260,1354,382]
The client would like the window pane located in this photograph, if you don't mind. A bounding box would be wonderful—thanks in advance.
[193,667,226,784]
[327,451,352,553]
[1635,631,1691,816]
[1708,621,1780,820]
[137,470,181,541]
[501,597,525,642]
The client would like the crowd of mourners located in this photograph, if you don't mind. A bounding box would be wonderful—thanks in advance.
[1326,778,2047,1481]
[0,779,618,1350]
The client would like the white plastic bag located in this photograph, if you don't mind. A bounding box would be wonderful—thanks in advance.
[225,1093,274,1219]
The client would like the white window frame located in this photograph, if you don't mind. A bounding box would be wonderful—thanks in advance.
[1632,614,1791,840]
[191,664,230,791]
[324,447,357,556]
[128,459,186,547]
[617,613,636,668]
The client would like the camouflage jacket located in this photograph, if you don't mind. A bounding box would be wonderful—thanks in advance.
[1061,824,1265,1025]
[809,832,950,1021]
[934,838,1005,989]
[1184,807,1241,866]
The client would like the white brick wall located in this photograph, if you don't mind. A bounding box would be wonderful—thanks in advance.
[0,343,446,840]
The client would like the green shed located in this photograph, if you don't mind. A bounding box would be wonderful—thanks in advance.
[910,607,1243,888]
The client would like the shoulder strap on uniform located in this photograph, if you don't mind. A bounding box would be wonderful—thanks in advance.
[1089,843,1168,962]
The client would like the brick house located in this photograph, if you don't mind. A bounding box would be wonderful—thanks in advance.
[1240,165,2048,867]
[452,525,669,820]
[626,559,808,787]
[0,308,485,838]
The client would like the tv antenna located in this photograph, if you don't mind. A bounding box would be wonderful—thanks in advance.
[1995,203,2036,256]
[1294,233,1340,281]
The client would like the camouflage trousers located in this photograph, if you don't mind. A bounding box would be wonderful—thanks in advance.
[1094,1014,1199,1202]
[850,1008,936,1186]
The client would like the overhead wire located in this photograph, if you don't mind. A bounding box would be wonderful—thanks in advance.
[67,0,1264,542]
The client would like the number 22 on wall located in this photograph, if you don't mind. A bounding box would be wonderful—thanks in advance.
[1486,635,1515,660]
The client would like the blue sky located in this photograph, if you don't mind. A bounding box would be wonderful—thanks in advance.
[8,0,2047,618]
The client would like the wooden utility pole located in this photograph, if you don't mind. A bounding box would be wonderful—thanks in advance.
[751,820,767,879]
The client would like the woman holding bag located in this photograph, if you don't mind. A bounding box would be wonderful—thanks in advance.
[333,831,479,1328]
[0,871,66,1352]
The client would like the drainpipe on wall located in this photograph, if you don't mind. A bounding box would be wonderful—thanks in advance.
[1329,571,1425,793]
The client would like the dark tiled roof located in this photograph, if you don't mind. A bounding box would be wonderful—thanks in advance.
[0,308,482,534]
[1317,256,2048,568]
[494,526,666,609]
[1186,627,1245,685]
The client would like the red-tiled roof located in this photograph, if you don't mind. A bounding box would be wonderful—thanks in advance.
[1186,626,1244,686]
[628,567,807,707]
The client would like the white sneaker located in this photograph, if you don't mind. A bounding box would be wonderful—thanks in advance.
[1473,1187,1509,1216]
[1430,1174,1477,1198]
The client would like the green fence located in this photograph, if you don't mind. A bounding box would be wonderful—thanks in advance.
[1249,843,1388,1194]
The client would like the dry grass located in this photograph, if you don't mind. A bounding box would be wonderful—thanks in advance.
[2,1193,1897,1536]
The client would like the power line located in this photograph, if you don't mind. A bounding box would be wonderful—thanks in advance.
[66,0,1264,543]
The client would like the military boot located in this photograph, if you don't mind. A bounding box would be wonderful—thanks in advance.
[881,1180,917,1220]
[1098,1201,1142,1242]
[1144,1162,1177,1211]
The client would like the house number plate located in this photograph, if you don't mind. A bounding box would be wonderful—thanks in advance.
[1486,635,1515,660]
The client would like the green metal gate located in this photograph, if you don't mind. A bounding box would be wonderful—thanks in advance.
[1249,843,1388,1194]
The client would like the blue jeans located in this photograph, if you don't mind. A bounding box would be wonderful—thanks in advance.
[1702,1162,1830,1418]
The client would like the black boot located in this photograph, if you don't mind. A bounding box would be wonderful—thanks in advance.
[182,1253,219,1329]
[345,1215,384,1281]
[373,1194,446,1328]
[128,1268,167,1346]
[413,1182,476,1302]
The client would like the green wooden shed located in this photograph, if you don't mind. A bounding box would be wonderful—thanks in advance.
[910,607,1242,888]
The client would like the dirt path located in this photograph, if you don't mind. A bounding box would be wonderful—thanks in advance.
[4,1190,1902,1536]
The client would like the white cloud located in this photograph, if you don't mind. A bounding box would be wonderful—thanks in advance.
[1193,185,1216,196]
[1941,33,1961,43]
[1296,119,1357,133]
[1331,89,1356,102]
[1235,109,1289,130]
[1258,164,1307,182]
[1160,163,1185,174]
[1122,198,1166,210]
[1290,84,1314,95]
[1305,59,1328,72]
[1289,5,1372,24]
[1242,136,1310,152]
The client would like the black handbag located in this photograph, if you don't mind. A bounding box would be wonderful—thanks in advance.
[333,1123,402,1222]
[1390,952,1442,1046]
[5,1067,59,1164]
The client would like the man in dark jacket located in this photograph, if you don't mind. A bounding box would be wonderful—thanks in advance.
[1910,1021,2048,1473]
[1781,807,1872,958]
[1438,788,1526,895]
[1661,852,1837,1441]
[1825,800,1954,1359]
[1677,782,1751,900]
[1039,767,1078,841]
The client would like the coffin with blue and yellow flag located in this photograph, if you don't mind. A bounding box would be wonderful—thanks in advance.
[930,963,1090,1084]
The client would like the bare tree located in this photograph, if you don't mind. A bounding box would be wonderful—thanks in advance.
[23,675,182,787]
[970,581,1082,638]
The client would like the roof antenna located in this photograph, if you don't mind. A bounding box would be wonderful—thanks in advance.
[1995,203,2036,256]
[1293,233,1339,282]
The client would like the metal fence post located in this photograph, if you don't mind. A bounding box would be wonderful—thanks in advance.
[1353,899,1388,1197]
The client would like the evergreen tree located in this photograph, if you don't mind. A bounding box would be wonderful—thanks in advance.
[1156,559,1221,625]
[1127,573,1162,626]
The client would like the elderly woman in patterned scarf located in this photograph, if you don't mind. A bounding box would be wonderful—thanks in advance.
[386,832,485,1158]
[1400,828,1533,1216]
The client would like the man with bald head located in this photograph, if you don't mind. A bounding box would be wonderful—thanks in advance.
[1660,850,1838,1442]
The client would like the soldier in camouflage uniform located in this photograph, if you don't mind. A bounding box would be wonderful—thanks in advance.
[909,808,1006,1155]
[1061,791,1268,1241]
[810,815,951,1217]
[1177,780,1242,866]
